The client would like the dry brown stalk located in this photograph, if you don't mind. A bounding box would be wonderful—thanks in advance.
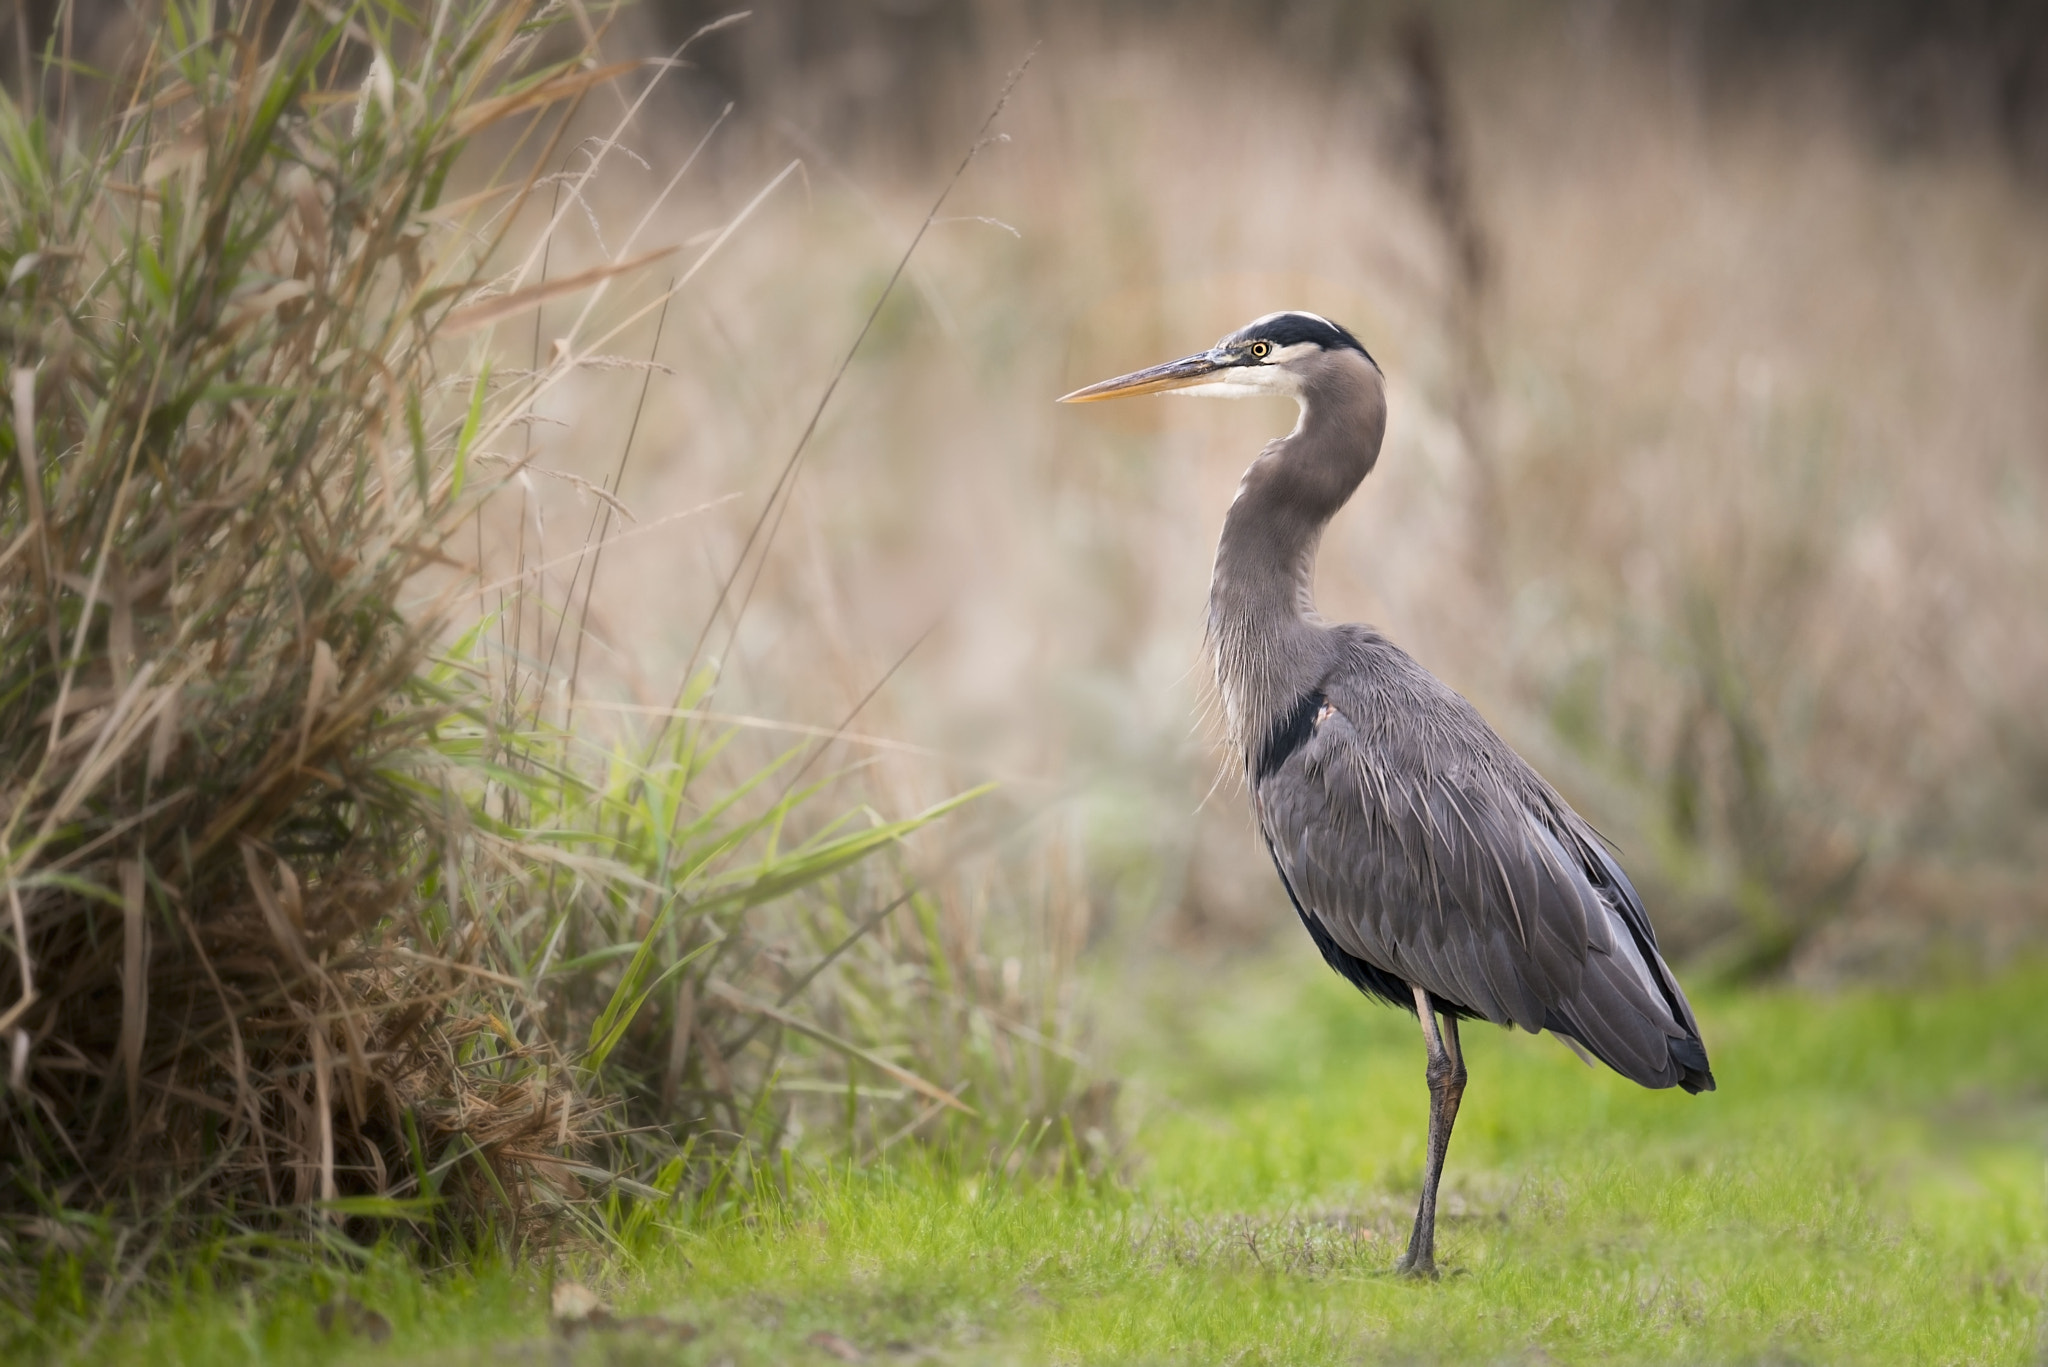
[0,0,634,1238]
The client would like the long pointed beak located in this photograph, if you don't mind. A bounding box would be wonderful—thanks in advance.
[1057,352,1226,403]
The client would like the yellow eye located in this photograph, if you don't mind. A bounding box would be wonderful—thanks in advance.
[1250,341,1270,359]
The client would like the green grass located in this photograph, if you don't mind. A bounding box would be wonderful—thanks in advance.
[31,961,2048,1365]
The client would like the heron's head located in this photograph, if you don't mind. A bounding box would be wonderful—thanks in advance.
[1058,311,1377,404]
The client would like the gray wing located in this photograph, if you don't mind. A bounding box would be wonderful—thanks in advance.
[1255,629,1714,1093]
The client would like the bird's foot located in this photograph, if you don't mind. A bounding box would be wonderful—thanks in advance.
[1393,1251,1439,1281]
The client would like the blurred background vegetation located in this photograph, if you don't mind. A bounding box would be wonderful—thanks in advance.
[2,0,2044,1314]
[472,0,2048,985]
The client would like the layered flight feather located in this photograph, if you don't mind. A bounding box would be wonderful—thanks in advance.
[1252,625,1715,1093]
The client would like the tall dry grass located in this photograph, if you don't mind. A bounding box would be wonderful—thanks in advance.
[0,0,1102,1286]
[0,0,596,1238]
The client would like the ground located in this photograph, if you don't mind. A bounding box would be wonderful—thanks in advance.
[45,960,2048,1365]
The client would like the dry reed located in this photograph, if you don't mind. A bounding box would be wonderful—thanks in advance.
[0,0,1103,1281]
[0,0,660,1242]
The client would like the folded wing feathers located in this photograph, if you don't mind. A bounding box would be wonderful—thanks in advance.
[1262,629,1713,1092]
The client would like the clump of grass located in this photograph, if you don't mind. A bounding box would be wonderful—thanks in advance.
[0,0,1100,1291]
[0,0,659,1244]
[437,46,1104,1208]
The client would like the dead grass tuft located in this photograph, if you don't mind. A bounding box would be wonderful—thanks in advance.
[0,4,1103,1278]
[0,0,621,1238]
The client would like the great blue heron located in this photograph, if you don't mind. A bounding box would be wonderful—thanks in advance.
[1060,311,1714,1277]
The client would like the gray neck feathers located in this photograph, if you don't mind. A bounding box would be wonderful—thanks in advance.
[1205,350,1387,759]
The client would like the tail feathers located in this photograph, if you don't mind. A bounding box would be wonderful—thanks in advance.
[1546,1007,1716,1094]
[1549,900,1715,1094]
[1669,1033,1716,1094]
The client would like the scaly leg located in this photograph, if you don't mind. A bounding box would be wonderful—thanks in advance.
[1396,986,1468,1278]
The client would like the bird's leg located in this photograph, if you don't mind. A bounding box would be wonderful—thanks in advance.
[1396,986,1468,1279]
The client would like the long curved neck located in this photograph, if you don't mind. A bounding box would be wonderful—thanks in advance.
[1205,356,1386,756]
